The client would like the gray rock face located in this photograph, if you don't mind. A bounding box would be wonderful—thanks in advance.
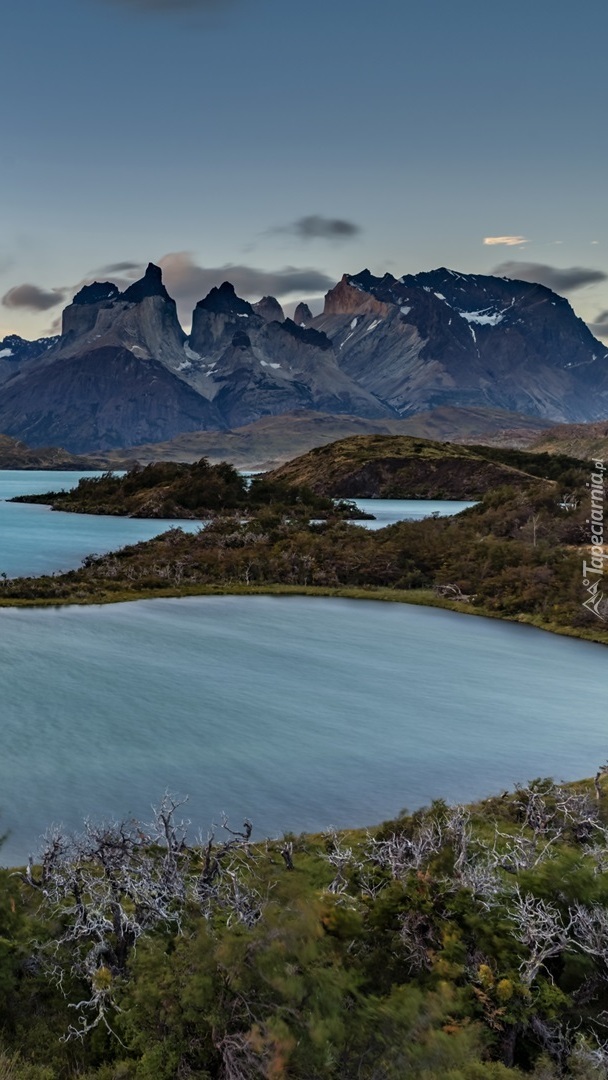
[0,347,220,452]
[4,262,607,452]
[312,268,608,423]
[58,265,188,383]
[293,302,313,326]
[0,334,59,384]
[252,296,285,323]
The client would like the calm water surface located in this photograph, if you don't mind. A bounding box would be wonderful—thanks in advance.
[1,595,606,866]
[0,471,203,578]
[0,470,475,576]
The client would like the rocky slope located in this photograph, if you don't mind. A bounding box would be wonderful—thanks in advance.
[265,434,582,499]
[528,419,608,460]
[105,406,556,470]
[1,262,605,453]
[0,434,103,469]
[312,268,608,422]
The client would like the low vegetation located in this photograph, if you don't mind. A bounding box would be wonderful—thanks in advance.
[11,459,370,521]
[265,435,587,499]
[530,422,608,462]
[3,456,606,645]
[4,775,608,1076]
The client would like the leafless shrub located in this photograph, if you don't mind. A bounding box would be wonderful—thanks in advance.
[19,796,263,1041]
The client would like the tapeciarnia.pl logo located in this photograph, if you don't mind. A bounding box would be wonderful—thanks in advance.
[582,460,606,621]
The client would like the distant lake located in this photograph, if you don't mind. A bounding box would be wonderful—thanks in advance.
[0,471,475,577]
[1,595,606,866]
[352,498,474,530]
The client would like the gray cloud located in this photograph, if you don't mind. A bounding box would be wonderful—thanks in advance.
[588,311,608,340]
[273,215,362,242]
[1,283,67,312]
[158,252,334,311]
[95,260,143,275]
[493,261,607,293]
[283,297,324,320]
[100,0,234,12]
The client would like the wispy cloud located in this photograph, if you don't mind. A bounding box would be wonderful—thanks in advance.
[1,283,67,312]
[99,0,236,12]
[492,261,607,293]
[272,215,362,242]
[95,260,143,275]
[483,236,528,247]
[158,252,334,311]
[588,310,608,340]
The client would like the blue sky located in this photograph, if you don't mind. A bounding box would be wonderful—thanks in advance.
[1,0,607,340]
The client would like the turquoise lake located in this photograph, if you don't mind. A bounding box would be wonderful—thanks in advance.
[0,470,474,577]
[1,471,604,867]
[1,594,607,866]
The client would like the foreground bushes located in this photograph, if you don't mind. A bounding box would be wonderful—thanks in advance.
[3,778,608,1076]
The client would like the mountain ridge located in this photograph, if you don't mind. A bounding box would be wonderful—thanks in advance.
[0,261,605,452]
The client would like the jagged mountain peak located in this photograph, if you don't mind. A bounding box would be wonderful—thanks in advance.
[3,258,608,452]
[282,319,332,351]
[195,281,254,316]
[121,262,172,304]
[252,296,285,323]
[313,265,608,424]
[73,281,121,306]
[293,302,313,326]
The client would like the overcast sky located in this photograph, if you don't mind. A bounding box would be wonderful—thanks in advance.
[2,0,607,340]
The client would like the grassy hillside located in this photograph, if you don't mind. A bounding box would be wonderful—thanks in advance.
[97,407,555,470]
[0,433,104,470]
[530,420,608,460]
[265,435,586,499]
[3,456,605,645]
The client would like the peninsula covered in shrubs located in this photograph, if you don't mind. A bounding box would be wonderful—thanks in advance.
[3,442,606,646]
[11,458,371,521]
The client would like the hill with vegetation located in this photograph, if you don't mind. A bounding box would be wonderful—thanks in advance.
[3,452,604,646]
[3,774,608,1077]
[529,420,608,461]
[264,435,586,499]
[11,458,370,521]
[0,433,103,470]
[100,407,555,470]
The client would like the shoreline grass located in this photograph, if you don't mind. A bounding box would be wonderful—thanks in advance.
[1,581,607,647]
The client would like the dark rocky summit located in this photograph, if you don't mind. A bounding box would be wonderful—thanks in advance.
[252,295,285,323]
[121,261,172,303]
[72,281,121,305]
[194,280,253,317]
[293,301,313,326]
[313,268,608,422]
[1,261,606,453]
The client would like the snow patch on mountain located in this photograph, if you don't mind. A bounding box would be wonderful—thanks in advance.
[458,310,505,326]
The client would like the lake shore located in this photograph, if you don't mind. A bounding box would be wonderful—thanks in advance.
[2,580,607,647]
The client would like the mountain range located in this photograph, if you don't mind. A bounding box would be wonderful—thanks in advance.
[0,262,606,453]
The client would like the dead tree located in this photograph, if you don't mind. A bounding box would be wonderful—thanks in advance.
[19,797,262,1041]
[507,888,572,987]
